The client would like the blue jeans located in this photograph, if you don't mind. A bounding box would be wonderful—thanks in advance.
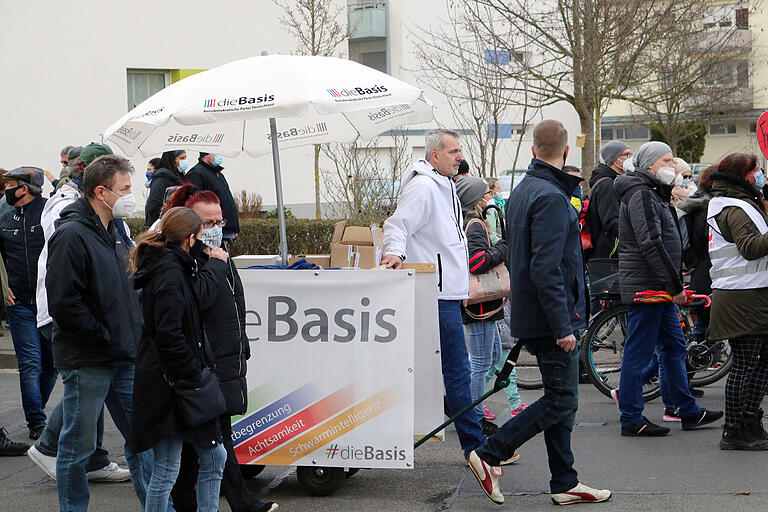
[476,337,579,493]
[57,365,153,512]
[35,400,110,472]
[147,437,226,512]
[618,303,701,427]
[6,302,57,428]
[466,320,498,419]
[438,300,485,457]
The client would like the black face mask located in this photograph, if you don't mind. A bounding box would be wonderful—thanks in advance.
[4,186,23,206]
[190,239,205,258]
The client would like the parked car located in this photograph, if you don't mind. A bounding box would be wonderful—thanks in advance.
[690,163,712,179]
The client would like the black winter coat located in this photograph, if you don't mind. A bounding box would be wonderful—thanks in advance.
[0,195,46,303]
[131,244,226,452]
[144,167,183,228]
[615,169,683,304]
[506,159,587,339]
[47,198,141,369]
[587,163,621,259]
[462,214,507,323]
[678,192,712,295]
[192,251,250,416]
[186,159,240,236]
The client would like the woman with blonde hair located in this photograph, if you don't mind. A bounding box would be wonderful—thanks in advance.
[130,207,229,511]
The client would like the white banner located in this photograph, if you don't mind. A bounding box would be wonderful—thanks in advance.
[232,270,416,469]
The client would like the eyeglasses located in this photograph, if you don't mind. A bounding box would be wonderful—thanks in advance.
[483,190,494,197]
[60,160,68,165]
[620,152,633,158]
[682,175,692,179]
[202,219,226,229]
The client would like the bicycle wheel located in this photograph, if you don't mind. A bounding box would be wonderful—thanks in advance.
[582,305,661,402]
[515,343,544,390]
[689,339,733,387]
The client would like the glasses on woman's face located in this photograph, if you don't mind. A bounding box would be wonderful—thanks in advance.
[682,174,692,179]
[202,219,226,229]
[483,189,493,197]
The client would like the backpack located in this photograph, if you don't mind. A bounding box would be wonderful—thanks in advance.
[579,177,612,251]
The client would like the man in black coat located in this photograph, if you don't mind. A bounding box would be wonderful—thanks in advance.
[586,140,632,260]
[614,141,722,437]
[466,120,611,506]
[46,155,153,510]
[186,153,240,239]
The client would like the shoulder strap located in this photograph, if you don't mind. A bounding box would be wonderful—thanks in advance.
[464,297,509,321]
[464,217,491,246]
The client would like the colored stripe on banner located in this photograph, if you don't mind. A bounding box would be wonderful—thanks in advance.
[235,383,355,461]
[248,384,402,465]
[231,381,325,446]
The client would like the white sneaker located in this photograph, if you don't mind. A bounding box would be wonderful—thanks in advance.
[551,482,612,505]
[27,445,57,479]
[86,462,131,482]
[466,451,504,504]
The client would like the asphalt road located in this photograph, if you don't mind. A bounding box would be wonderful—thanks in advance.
[0,369,765,512]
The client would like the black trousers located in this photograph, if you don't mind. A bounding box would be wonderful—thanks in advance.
[171,415,261,512]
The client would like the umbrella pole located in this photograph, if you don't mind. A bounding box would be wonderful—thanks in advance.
[269,117,289,265]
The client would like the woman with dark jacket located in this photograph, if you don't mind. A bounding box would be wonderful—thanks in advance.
[163,184,277,512]
[145,151,188,228]
[700,154,768,451]
[455,177,524,436]
[678,190,713,341]
[131,207,230,511]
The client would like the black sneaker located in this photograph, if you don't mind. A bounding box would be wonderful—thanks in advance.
[621,417,670,437]
[480,418,498,437]
[681,408,723,431]
[743,410,768,441]
[28,425,45,440]
[0,427,30,456]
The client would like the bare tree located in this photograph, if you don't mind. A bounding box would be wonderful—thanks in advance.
[275,0,350,218]
[321,131,410,220]
[460,0,710,178]
[412,2,536,177]
[630,2,763,155]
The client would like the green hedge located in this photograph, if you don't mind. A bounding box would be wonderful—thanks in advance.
[123,217,383,257]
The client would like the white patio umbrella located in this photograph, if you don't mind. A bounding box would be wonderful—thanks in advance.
[101,55,434,263]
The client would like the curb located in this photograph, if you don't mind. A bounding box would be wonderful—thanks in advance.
[0,349,17,370]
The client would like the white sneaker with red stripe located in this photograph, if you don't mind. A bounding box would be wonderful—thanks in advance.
[466,451,504,504]
[551,482,612,506]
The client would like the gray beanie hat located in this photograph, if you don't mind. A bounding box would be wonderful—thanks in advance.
[455,176,487,212]
[601,140,629,166]
[633,141,672,171]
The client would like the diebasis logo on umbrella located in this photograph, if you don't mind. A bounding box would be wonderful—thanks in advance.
[327,85,390,102]
[203,94,276,113]
[267,123,329,142]
[167,133,225,146]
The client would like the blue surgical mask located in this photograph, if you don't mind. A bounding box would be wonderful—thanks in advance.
[755,170,765,189]
[681,179,690,188]
[213,155,223,167]
[177,159,188,173]
[145,171,153,181]
[201,225,223,249]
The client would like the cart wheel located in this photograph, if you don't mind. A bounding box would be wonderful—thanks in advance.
[296,466,345,496]
[239,464,265,479]
[345,468,360,478]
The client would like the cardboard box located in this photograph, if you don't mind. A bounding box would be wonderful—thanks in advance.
[341,226,375,246]
[288,254,331,267]
[330,243,382,269]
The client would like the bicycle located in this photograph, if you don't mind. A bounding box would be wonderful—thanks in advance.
[581,259,733,401]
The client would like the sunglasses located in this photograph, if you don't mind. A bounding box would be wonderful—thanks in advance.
[682,175,692,179]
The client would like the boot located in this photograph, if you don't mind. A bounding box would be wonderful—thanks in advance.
[719,422,768,451]
[743,409,768,441]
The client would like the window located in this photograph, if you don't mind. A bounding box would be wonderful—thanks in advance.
[736,60,749,87]
[361,51,387,73]
[749,122,757,134]
[126,69,169,110]
[704,3,749,30]
[601,125,649,141]
[485,50,510,65]
[487,124,523,139]
[736,7,749,28]
[709,123,737,136]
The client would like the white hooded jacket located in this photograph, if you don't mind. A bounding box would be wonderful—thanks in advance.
[384,159,469,299]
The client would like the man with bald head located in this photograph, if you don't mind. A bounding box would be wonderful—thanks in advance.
[466,120,611,506]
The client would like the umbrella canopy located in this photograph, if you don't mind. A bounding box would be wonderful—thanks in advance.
[102,55,434,157]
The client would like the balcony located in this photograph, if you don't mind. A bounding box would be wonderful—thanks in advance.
[348,1,387,41]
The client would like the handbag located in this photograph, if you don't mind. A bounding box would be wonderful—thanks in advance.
[463,218,510,320]
[171,367,227,428]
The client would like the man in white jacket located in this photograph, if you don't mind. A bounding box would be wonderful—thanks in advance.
[382,129,486,459]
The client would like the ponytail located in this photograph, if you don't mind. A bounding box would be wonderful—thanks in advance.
[130,207,202,272]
